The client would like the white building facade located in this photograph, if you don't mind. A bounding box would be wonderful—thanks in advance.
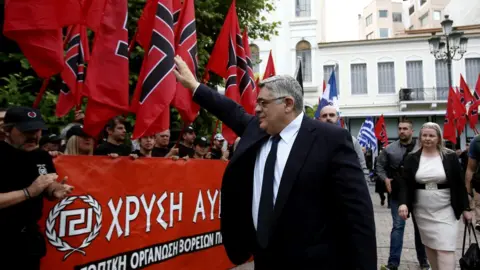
[250,0,480,144]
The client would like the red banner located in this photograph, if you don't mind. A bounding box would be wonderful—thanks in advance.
[39,156,235,269]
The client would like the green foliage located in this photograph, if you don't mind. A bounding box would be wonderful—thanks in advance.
[0,0,279,137]
[305,105,316,119]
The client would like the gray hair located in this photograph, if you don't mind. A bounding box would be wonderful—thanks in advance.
[258,75,304,112]
[413,122,454,157]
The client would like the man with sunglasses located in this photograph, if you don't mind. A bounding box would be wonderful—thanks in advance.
[0,106,73,269]
[174,56,376,269]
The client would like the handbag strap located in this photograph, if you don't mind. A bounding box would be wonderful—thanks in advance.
[469,223,479,244]
[463,223,479,255]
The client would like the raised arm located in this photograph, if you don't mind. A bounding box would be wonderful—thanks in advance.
[174,56,254,136]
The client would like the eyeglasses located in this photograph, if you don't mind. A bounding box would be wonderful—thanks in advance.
[256,96,287,108]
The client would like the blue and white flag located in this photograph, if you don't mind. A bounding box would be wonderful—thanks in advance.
[314,70,339,119]
[357,117,378,151]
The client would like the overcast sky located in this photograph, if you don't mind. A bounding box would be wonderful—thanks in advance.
[325,0,373,42]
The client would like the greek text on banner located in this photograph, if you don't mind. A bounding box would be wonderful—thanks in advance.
[38,156,235,270]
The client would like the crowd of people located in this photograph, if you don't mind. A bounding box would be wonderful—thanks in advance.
[0,55,478,270]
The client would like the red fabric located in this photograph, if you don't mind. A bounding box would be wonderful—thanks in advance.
[475,74,480,100]
[56,25,87,117]
[172,0,200,124]
[130,0,176,139]
[3,0,64,78]
[263,50,276,80]
[459,75,475,106]
[205,0,255,143]
[470,75,480,130]
[459,75,477,129]
[453,87,467,135]
[83,0,129,137]
[374,115,388,147]
[241,27,257,115]
[444,87,457,143]
[205,0,236,79]
[135,0,156,49]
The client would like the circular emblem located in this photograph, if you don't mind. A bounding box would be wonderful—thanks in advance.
[45,195,102,260]
[27,111,37,118]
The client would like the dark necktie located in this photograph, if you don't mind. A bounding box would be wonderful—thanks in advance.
[257,135,281,248]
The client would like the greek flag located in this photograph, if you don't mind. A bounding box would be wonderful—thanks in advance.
[357,117,377,151]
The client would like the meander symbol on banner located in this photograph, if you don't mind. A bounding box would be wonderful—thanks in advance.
[45,195,102,260]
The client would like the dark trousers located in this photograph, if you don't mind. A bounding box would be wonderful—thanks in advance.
[388,198,428,267]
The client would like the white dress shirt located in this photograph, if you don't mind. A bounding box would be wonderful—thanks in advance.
[252,112,304,229]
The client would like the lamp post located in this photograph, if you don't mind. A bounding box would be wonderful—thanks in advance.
[428,15,468,147]
[428,15,468,89]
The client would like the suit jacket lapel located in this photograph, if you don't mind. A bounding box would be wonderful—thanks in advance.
[229,125,268,165]
[272,117,316,224]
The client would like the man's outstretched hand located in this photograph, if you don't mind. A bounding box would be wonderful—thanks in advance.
[173,55,200,91]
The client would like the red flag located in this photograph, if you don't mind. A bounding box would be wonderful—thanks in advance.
[130,0,176,139]
[83,0,129,137]
[263,50,276,80]
[459,74,477,129]
[205,0,255,143]
[374,115,388,147]
[453,87,467,135]
[475,74,480,100]
[135,0,157,49]
[469,75,480,131]
[171,0,200,124]
[242,27,257,114]
[56,25,88,117]
[444,87,457,143]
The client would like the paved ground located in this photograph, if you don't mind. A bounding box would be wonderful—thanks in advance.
[232,184,468,270]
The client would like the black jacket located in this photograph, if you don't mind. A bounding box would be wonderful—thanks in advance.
[193,84,377,269]
[399,150,469,219]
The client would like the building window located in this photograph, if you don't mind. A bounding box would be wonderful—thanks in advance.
[393,12,403,22]
[435,60,449,99]
[366,32,374,40]
[249,44,260,73]
[379,28,389,38]
[406,60,424,89]
[378,62,395,93]
[366,14,373,26]
[295,0,311,17]
[296,41,312,82]
[351,63,368,95]
[409,6,415,15]
[420,0,427,6]
[466,58,480,89]
[433,10,441,20]
[379,10,388,18]
[419,12,429,27]
[323,65,340,95]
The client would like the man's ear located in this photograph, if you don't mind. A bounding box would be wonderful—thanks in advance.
[284,97,295,112]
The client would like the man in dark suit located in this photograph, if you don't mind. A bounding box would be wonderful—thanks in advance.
[174,56,376,269]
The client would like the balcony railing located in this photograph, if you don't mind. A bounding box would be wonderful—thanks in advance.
[399,87,449,102]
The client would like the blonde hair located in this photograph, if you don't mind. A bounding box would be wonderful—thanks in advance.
[414,122,454,157]
[64,135,93,156]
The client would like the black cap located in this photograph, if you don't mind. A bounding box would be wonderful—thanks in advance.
[194,136,209,147]
[66,125,91,141]
[4,106,47,132]
[184,126,195,133]
[40,134,62,146]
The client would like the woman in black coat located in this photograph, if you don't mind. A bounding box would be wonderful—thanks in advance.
[397,122,471,270]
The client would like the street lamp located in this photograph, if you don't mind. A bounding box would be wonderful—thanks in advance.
[428,15,468,89]
[428,15,469,147]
